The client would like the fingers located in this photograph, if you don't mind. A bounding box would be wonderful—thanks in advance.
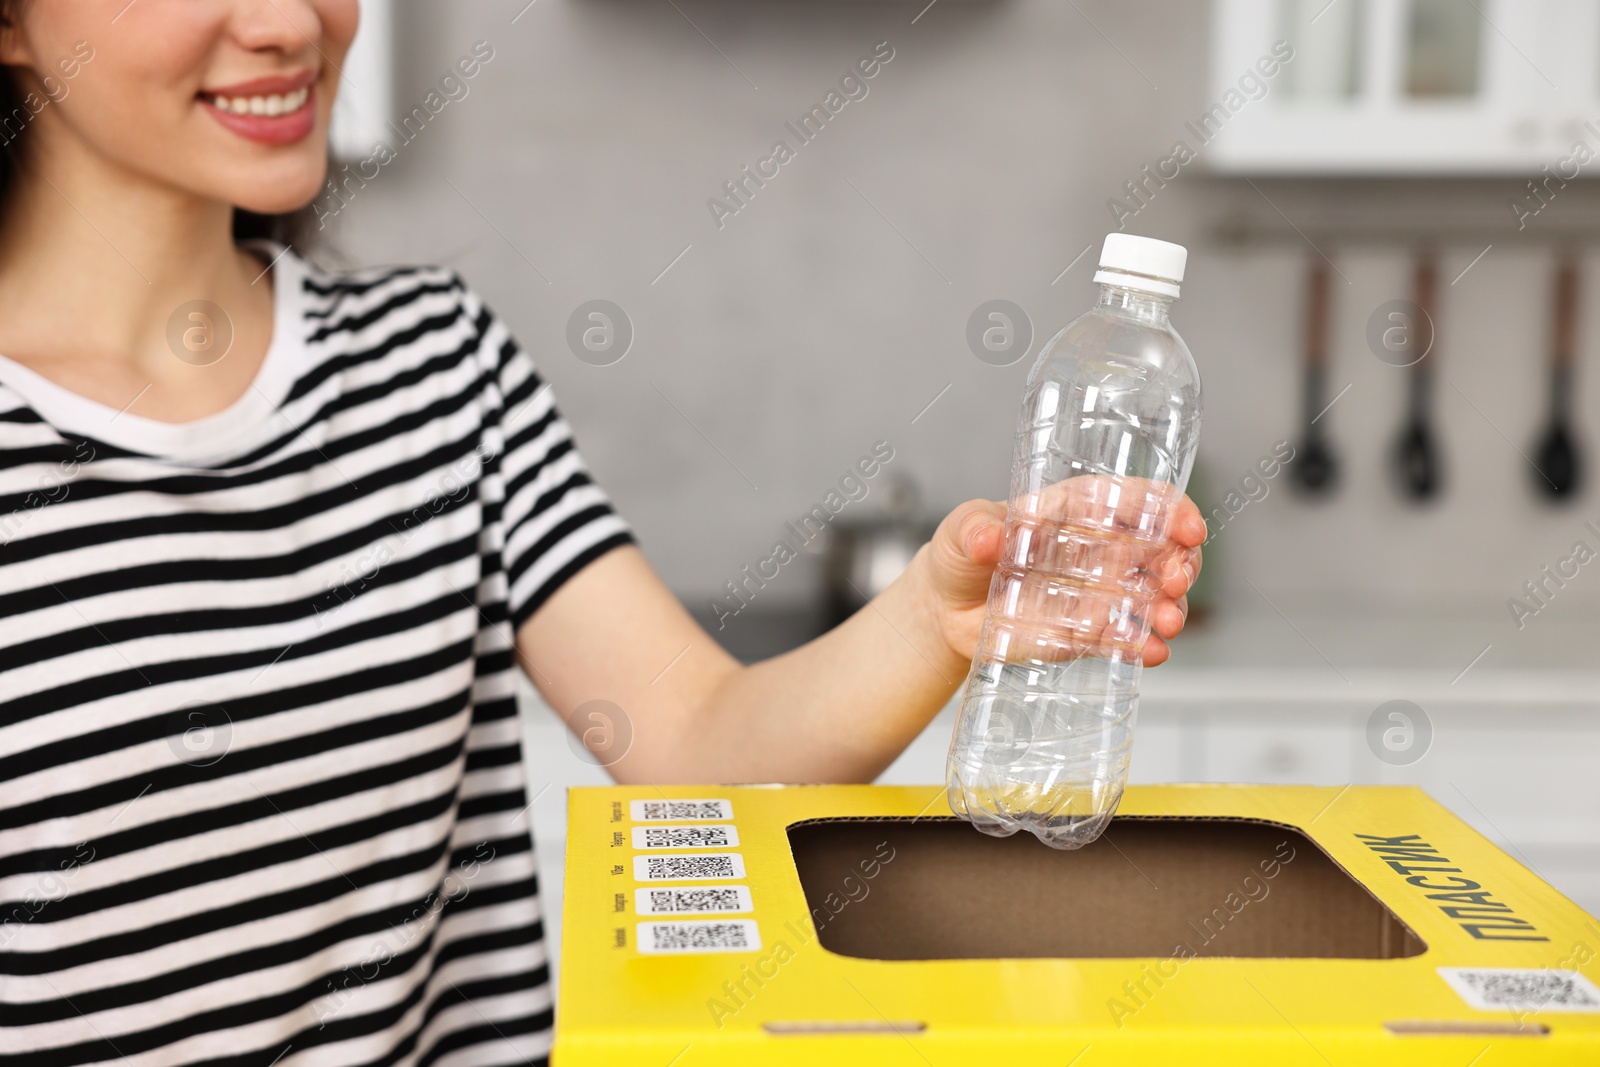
[1030,474,1172,533]
[928,499,1007,608]
[1149,593,1188,641]
[954,499,1007,566]
[1157,544,1202,598]
[939,488,1202,670]
[1023,478,1207,552]
[1169,493,1207,547]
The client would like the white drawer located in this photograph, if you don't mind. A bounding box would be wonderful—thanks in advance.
[1191,708,1357,785]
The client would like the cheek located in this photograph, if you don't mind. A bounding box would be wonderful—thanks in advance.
[310,0,359,129]
[46,57,197,170]
[32,5,220,165]
[317,0,361,64]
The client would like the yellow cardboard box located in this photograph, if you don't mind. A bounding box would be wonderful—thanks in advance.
[555,785,1600,1065]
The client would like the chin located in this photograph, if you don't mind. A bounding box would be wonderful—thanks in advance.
[227,165,328,219]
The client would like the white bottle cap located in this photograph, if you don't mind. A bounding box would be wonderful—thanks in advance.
[1093,233,1187,299]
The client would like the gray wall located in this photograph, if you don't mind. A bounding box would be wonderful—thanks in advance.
[326,0,1600,639]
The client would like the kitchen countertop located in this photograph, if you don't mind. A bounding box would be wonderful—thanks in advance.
[716,600,1600,708]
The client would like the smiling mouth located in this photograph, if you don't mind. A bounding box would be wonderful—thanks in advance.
[198,86,311,117]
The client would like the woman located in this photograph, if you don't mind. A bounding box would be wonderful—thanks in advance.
[0,2,1204,1065]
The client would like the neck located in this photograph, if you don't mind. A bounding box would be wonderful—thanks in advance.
[0,114,265,380]
[1096,284,1173,326]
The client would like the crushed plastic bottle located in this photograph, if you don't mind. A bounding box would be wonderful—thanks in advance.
[947,233,1202,849]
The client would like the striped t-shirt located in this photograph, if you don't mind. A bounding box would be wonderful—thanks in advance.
[0,247,632,1066]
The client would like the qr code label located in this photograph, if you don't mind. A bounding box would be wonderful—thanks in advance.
[633,853,746,882]
[1438,968,1600,1013]
[635,885,754,916]
[632,824,739,850]
[630,799,733,821]
[637,919,761,955]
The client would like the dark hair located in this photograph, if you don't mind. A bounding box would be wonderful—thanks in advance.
[232,205,315,247]
[0,4,316,249]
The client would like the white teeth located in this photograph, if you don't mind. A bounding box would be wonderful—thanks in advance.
[210,86,308,117]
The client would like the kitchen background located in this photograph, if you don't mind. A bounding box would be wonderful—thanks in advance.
[322,0,1600,974]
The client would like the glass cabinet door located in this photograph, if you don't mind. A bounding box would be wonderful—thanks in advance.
[1404,0,1482,97]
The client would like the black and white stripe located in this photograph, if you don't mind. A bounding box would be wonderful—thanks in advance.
[0,247,630,1066]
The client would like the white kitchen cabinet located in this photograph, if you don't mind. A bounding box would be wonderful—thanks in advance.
[1124,697,1600,917]
[1178,707,1357,784]
[1210,0,1600,174]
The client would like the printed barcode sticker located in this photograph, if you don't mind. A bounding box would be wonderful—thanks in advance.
[635,885,754,916]
[1438,968,1600,1013]
[633,853,746,882]
[637,919,761,955]
[630,798,734,821]
[632,824,740,849]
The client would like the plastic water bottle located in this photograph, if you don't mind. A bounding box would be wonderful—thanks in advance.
[946,234,1202,849]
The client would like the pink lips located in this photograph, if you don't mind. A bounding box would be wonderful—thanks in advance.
[198,69,318,146]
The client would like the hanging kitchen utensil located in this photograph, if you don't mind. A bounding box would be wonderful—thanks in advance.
[1392,252,1444,501]
[1293,258,1339,495]
[1532,254,1582,500]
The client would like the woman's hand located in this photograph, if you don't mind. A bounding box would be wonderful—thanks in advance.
[916,488,1206,669]
[523,482,1203,784]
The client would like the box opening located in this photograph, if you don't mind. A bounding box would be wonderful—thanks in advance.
[787,816,1426,960]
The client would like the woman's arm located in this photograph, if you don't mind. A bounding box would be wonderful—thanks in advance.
[516,497,1205,784]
